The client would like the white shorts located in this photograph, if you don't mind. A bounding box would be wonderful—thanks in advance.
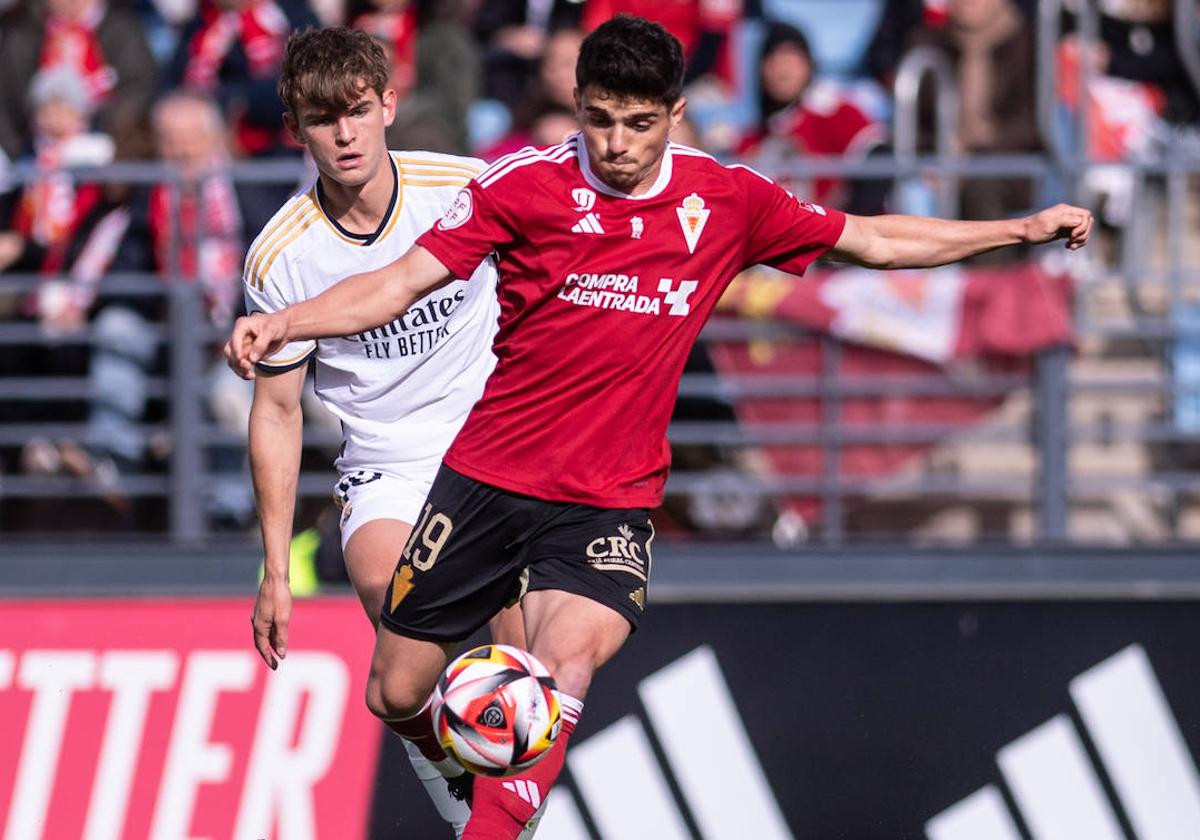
[333,468,435,552]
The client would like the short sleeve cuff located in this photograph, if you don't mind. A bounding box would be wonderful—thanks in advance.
[417,229,477,280]
[255,341,317,373]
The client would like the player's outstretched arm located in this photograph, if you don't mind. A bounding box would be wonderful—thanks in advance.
[247,364,307,669]
[826,203,1092,270]
[225,245,454,379]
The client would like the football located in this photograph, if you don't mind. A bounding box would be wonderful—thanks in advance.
[432,644,562,776]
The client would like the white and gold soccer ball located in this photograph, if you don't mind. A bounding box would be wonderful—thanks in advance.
[432,644,562,777]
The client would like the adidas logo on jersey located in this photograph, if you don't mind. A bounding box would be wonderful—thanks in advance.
[571,213,604,235]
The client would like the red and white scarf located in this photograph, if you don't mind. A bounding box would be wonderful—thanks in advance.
[20,142,102,267]
[183,0,291,89]
[25,145,78,247]
[39,2,115,105]
[352,6,418,97]
[149,172,243,323]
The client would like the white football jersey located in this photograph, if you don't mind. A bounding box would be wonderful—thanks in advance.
[243,151,499,474]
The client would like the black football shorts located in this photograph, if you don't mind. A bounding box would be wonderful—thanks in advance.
[379,465,654,642]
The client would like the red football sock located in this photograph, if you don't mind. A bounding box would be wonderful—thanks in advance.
[386,695,449,764]
[462,694,584,839]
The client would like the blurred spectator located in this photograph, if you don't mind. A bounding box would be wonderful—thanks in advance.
[529,104,580,145]
[761,0,885,79]
[0,0,158,160]
[0,66,114,275]
[864,0,950,86]
[480,102,578,159]
[735,22,888,214]
[863,0,1036,86]
[37,91,241,351]
[350,0,479,153]
[0,150,17,271]
[348,0,419,98]
[581,0,743,89]
[909,0,1042,228]
[1054,0,1195,238]
[132,0,201,67]
[0,94,147,453]
[6,94,151,503]
[166,0,317,157]
[477,27,581,158]
[1057,35,1168,165]
[141,90,243,320]
[939,0,1038,156]
[1062,0,1199,128]
[21,91,249,519]
[473,0,583,109]
[514,26,580,124]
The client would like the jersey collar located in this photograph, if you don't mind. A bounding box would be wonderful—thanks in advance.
[575,134,674,201]
[314,154,399,246]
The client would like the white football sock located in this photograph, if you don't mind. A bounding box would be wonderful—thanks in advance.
[403,738,471,837]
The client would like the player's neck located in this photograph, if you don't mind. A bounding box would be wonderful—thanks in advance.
[318,156,395,235]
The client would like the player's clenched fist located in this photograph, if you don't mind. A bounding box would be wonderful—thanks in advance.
[1022,203,1093,250]
[224,312,289,379]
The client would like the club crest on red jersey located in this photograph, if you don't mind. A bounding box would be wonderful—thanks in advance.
[631,216,644,239]
[676,193,710,254]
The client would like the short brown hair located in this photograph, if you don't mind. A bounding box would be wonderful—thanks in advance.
[278,27,390,117]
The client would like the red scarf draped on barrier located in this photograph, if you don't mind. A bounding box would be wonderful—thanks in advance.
[711,264,1073,523]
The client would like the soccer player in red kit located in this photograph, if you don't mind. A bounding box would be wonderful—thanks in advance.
[227,15,1091,838]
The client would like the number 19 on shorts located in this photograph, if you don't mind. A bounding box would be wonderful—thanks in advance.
[404,503,453,571]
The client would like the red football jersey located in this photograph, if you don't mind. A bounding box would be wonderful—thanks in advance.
[418,135,846,507]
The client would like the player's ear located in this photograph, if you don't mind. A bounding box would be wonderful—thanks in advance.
[669,97,687,132]
[282,110,303,145]
[381,88,397,128]
[573,87,582,113]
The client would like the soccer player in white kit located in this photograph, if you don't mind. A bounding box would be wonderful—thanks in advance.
[241,28,515,836]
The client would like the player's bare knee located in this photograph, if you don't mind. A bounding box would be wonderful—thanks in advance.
[364,672,391,720]
[365,667,426,720]
[538,653,596,699]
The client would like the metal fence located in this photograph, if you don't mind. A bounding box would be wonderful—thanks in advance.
[1,0,1198,546]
